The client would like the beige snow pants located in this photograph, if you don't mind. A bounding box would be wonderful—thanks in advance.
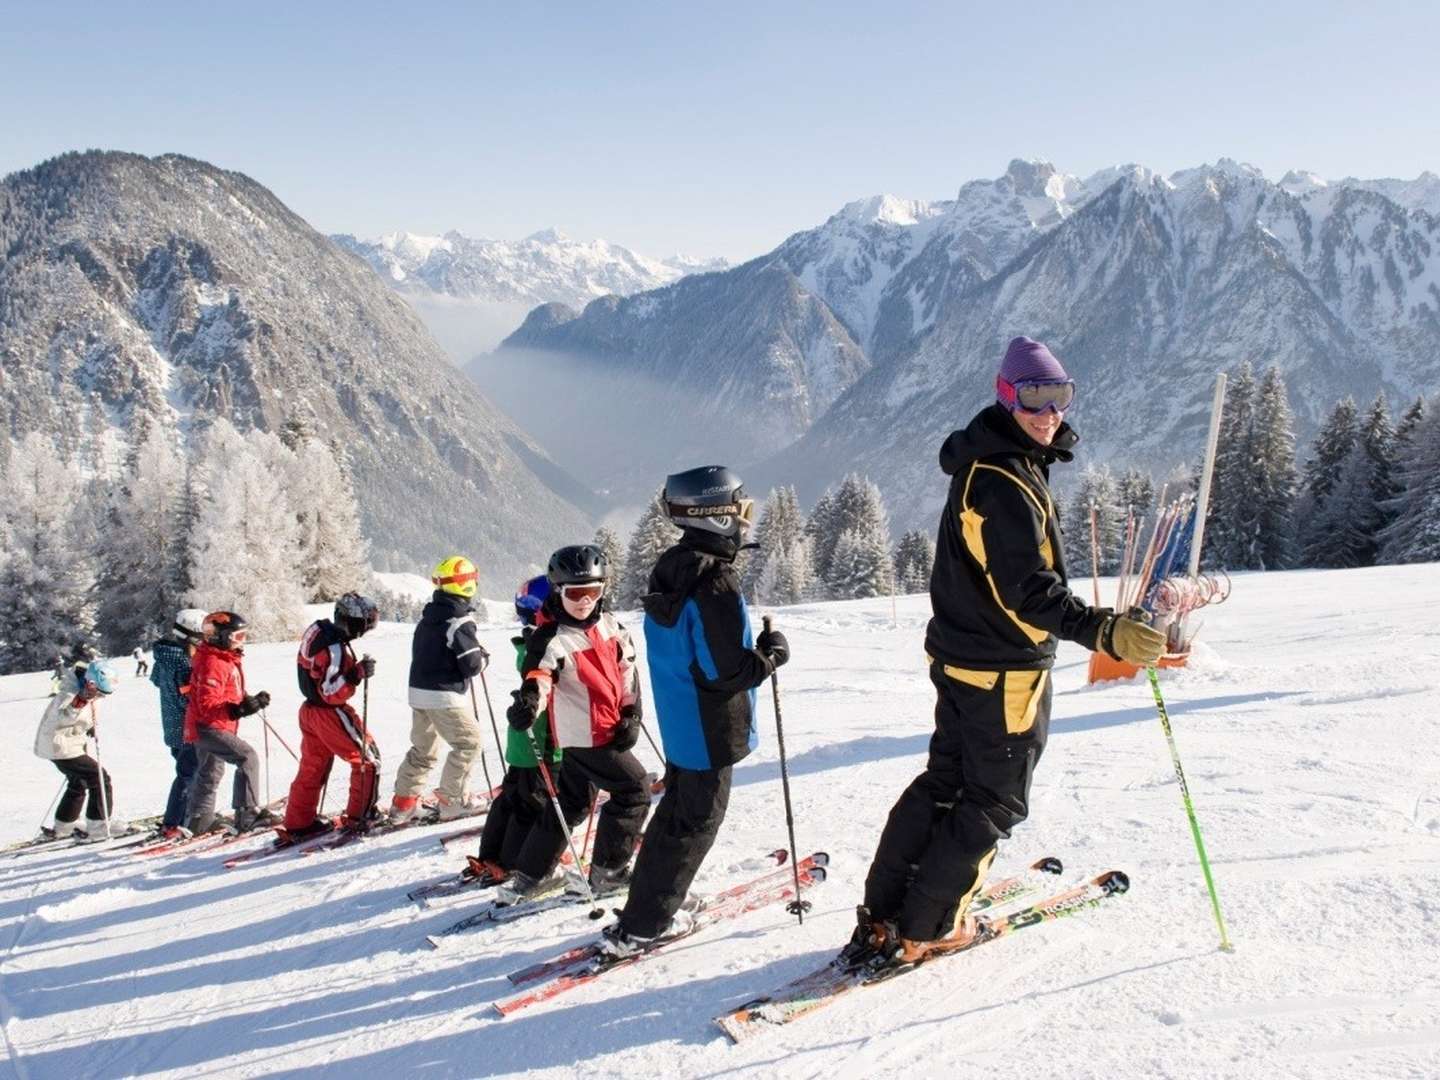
[393,707,483,801]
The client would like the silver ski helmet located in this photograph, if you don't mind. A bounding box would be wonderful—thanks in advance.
[334,592,379,639]
[546,545,608,586]
[173,608,208,644]
[663,465,755,540]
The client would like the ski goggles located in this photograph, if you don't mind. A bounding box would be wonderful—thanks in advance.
[559,582,605,603]
[997,376,1075,415]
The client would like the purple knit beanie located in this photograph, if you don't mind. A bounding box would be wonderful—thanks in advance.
[997,336,1069,390]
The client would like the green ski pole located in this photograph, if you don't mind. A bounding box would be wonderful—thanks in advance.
[1146,665,1233,952]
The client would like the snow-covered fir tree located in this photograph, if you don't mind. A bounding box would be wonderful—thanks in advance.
[95,427,187,654]
[1116,468,1155,525]
[756,535,813,605]
[1356,394,1399,562]
[1206,362,1259,570]
[618,492,678,609]
[1298,396,1359,564]
[892,529,934,594]
[822,476,894,599]
[0,433,96,673]
[185,421,306,641]
[1248,368,1300,570]
[1394,397,1426,451]
[1305,442,1382,568]
[1063,465,1124,575]
[593,525,626,599]
[743,487,807,603]
[805,488,844,588]
[287,438,370,601]
[1378,396,1440,563]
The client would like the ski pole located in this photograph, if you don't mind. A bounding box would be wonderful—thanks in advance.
[260,710,300,761]
[1146,666,1233,952]
[39,779,65,833]
[526,729,604,920]
[361,654,378,816]
[477,666,506,759]
[639,718,663,767]
[468,679,497,796]
[763,616,809,924]
[91,705,113,840]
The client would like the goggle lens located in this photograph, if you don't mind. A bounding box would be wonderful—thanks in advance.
[999,377,1075,414]
[561,583,604,602]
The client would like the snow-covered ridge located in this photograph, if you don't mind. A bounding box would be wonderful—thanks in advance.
[332,227,729,311]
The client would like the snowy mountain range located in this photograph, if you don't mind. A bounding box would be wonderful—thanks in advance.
[489,158,1440,531]
[0,152,595,580]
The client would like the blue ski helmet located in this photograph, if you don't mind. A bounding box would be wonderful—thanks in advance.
[515,574,551,625]
[84,660,117,695]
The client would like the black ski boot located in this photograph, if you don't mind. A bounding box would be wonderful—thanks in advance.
[836,905,899,971]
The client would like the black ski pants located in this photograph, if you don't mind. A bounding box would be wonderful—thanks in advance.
[52,755,113,824]
[163,744,199,829]
[477,765,547,869]
[619,762,732,938]
[513,744,650,880]
[185,728,261,833]
[864,661,1051,941]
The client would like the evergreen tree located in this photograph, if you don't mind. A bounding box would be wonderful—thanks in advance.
[0,433,96,673]
[1206,362,1259,569]
[1249,367,1300,570]
[1116,468,1156,525]
[893,530,934,594]
[805,488,844,589]
[757,534,813,606]
[618,492,677,608]
[1378,397,1440,563]
[1357,394,1399,559]
[1063,465,1124,574]
[1305,443,1380,568]
[185,422,306,641]
[1298,396,1359,564]
[823,476,894,598]
[744,487,806,602]
[95,427,187,653]
[593,525,626,598]
[289,438,370,601]
[1394,397,1426,451]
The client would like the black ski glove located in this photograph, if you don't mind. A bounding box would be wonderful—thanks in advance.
[757,627,790,670]
[507,682,540,732]
[347,656,377,683]
[231,691,270,719]
[610,706,640,752]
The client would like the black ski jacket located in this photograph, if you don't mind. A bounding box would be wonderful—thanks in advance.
[924,404,1109,671]
[408,592,487,709]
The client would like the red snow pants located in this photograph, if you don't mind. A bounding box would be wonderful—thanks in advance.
[283,703,380,830]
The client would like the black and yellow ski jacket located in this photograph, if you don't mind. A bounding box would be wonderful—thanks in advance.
[924,404,1109,671]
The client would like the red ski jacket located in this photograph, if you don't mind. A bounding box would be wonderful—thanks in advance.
[183,642,247,742]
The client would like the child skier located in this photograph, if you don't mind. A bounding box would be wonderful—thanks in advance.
[182,611,275,835]
[281,592,381,841]
[499,545,650,903]
[133,646,149,677]
[150,608,207,838]
[470,575,561,883]
[389,555,491,823]
[33,660,127,841]
[599,465,789,957]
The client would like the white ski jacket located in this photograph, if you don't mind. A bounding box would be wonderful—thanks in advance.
[33,674,98,761]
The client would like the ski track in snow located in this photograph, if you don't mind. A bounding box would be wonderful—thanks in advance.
[0,566,1437,1078]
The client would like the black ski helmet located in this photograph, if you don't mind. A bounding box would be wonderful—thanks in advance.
[547,544,608,586]
[334,592,378,639]
[663,465,754,540]
[202,611,249,651]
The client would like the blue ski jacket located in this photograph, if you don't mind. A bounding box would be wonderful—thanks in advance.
[149,638,191,750]
[641,534,773,771]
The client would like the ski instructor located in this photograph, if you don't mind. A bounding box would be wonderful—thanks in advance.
[843,336,1166,970]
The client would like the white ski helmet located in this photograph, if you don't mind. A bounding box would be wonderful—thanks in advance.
[173,608,207,644]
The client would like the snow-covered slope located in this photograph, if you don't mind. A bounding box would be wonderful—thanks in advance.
[2,564,1436,1078]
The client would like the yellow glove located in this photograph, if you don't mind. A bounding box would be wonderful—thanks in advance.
[1102,615,1167,665]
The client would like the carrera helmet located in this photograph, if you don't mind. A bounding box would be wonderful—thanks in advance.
[334,592,379,639]
[663,465,755,540]
[202,611,249,651]
[173,608,208,644]
[546,545,608,587]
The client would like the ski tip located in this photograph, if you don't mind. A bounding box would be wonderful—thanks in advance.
[773,848,789,865]
[806,866,828,884]
[425,935,444,950]
[1035,856,1064,875]
[810,851,830,867]
[1097,869,1130,894]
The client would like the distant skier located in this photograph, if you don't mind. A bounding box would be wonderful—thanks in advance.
[598,466,789,957]
[33,660,128,841]
[499,546,649,903]
[281,592,381,841]
[470,575,560,883]
[133,646,149,678]
[389,556,491,824]
[182,611,275,835]
[49,656,65,695]
[841,337,1165,970]
[150,609,207,838]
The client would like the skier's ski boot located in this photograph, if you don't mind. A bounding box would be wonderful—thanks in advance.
[77,817,128,843]
[596,909,695,959]
[235,807,280,832]
[388,795,424,825]
[48,821,77,841]
[434,790,488,822]
[892,914,982,968]
[463,856,508,885]
[278,818,335,844]
[837,905,900,970]
[496,870,561,906]
[585,863,632,899]
[161,826,187,841]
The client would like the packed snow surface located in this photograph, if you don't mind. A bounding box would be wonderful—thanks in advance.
[1,564,1437,1078]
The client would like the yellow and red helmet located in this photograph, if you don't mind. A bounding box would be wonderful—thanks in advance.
[431,555,479,599]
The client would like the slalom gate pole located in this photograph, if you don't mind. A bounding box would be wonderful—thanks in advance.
[1146,666,1233,952]
[91,703,113,840]
[763,616,810,924]
[527,730,603,919]
[468,680,496,795]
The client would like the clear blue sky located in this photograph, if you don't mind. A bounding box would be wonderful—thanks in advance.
[3,2,1436,261]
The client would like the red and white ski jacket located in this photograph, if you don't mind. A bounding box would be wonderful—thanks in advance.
[184,642,247,742]
[521,611,638,750]
[296,619,360,708]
